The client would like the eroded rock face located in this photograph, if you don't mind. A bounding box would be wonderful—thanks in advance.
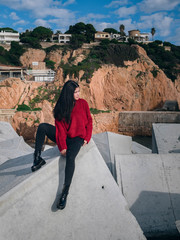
[20,48,46,68]
[47,49,72,70]
[0,78,45,109]
[88,45,180,111]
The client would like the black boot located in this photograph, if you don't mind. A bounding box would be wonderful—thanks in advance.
[57,185,70,210]
[31,151,46,172]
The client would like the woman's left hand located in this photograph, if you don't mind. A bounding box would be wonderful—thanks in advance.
[83,140,87,146]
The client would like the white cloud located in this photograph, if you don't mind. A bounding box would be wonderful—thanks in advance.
[0,22,5,27]
[91,18,136,33]
[34,19,51,28]
[62,0,75,6]
[78,13,109,23]
[10,12,19,20]
[17,27,23,32]
[13,19,29,26]
[105,0,129,8]
[0,0,52,10]
[137,13,173,37]
[115,6,137,18]
[166,27,180,45]
[139,0,180,13]
[33,7,75,19]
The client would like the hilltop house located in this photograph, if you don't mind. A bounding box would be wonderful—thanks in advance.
[128,30,150,43]
[52,33,72,43]
[0,30,20,44]
[95,30,149,43]
[94,31,111,41]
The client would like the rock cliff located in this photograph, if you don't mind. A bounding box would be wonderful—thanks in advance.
[0,45,179,141]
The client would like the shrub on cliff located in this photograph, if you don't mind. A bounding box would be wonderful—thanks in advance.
[140,41,180,82]
[17,104,31,111]
[91,44,139,67]
[60,43,139,82]
[0,42,25,66]
[20,37,42,49]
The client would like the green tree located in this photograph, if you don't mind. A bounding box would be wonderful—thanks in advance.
[103,28,118,34]
[70,34,86,49]
[31,26,53,41]
[9,41,25,57]
[85,24,96,42]
[20,37,42,49]
[151,27,156,41]
[66,22,96,43]
[0,27,18,33]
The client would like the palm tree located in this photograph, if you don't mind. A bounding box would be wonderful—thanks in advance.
[151,27,156,41]
[119,24,125,36]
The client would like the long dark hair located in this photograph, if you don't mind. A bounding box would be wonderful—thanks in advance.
[53,80,79,123]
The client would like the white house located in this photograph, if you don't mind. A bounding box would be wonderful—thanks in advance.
[0,30,20,44]
[52,33,72,43]
[24,69,55,82]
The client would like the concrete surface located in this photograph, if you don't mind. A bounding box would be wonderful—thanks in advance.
[0,121,18,142]
[0,140,146,240]
[152,123,180,153]
[115,154,180,237]
[0,136,34,164]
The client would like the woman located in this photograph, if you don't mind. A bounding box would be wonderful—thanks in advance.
[31,80,93,210]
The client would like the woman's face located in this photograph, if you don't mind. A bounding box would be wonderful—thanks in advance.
[74,87,80,100]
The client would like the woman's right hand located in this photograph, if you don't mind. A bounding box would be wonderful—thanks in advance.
[61,149,67,156]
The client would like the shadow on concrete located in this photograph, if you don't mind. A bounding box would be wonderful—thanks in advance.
[0,147,60,197]
[130,191,180,238]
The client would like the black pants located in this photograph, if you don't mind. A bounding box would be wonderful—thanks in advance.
[35,123,84,186]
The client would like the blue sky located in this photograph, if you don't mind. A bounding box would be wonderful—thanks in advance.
[0,0,180,45]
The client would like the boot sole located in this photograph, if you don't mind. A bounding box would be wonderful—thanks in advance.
[31,160,46,172]
[57,203,66,210]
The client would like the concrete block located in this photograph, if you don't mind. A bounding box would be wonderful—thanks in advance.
[131,142,152,154]
[0,140,146,240]
[152,123,180,153]
[93,132,132,178]
[115,154,180,237]
[0,121,18,142]
[0,136,34,165]
[176,220,180,233]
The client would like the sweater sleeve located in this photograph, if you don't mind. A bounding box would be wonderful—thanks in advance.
[84,100,93,143]
[55,119,67,152]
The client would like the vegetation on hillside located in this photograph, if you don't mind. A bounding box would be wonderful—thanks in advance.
[20,26,53,49]
[0,24,179,82]
[0,42,25,66]
[59,40,139,82]
[139,40,180,82]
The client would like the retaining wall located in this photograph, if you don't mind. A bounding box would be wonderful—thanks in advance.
[119,111,180,136]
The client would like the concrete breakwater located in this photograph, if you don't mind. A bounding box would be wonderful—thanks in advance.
[119,111,180,136]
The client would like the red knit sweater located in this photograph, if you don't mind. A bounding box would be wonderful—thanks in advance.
[55,98,93,151]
